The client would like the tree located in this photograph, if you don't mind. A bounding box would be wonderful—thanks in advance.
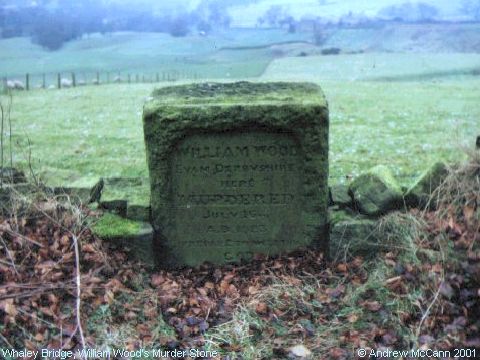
[417,2,439,20]
[169,16,190,37]
[313,21,329,46]
[460,0,480,20]
[207,1,231,28]
[259,5,285,27]
[279,15,296,33]
[378,2,439,22]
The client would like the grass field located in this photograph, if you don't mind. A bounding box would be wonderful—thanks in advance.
[4,53,479,189]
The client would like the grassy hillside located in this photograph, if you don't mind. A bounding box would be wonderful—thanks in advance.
[3,22,479,87]
[325,23,480,53]
[2,22,479,87]
[0,29,311,85]
[263,52,480,81]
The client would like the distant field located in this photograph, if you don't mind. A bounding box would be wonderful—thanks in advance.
[2,22,479,87]
[0,29,311,85]
[263,52,480,81]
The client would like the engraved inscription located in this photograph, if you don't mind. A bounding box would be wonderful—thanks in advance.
[169,131,304,263]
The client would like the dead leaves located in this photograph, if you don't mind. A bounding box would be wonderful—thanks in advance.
[360,300,382,312]
[1,189,479,359]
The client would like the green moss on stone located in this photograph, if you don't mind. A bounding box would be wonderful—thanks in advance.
[100,177,150,205]
[147,81,327,108]
[99,177,150,221]
[405,161,448,207]
[329,184,353,207]
[330,219,378,260]
[92,213,142,239]
[92,213,155,266]
[350,165,404,217]
[328,207,365,227]
[143,81,329,267]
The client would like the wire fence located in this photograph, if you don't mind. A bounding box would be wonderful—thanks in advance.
[1,69,201,92]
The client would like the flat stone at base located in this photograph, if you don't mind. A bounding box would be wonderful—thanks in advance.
[99,200,128,217]
[127,204,151,222]
[92,213,154,267]
[0,183,37,213]
[0,167,27,184]
[52,186,92,204]
[99,177,150,220]
[330,219,378,260]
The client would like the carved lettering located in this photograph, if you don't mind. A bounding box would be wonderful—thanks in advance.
[170,131,304,262]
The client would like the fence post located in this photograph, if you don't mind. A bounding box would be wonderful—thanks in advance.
[57,73,61,89]
[156,73,160,82]
[25,73,30,91]
[107,72,110,84]
[71,72,76,87]
[128,74,131,83]
[96,72,100,85]
[136,74,139,83]
[2,77,6,92]
[42,74,46,89]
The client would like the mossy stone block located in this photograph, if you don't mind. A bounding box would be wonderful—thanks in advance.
[404,162,448,208]
[329,184,353,208]
[0,167,26,184]
[99,177,150,220]
[1,183,37,214]
[349,165,403,217]
[330,219,378,260]
[143,82,329,268]
[92,213,154,267]
[127,204,151,222]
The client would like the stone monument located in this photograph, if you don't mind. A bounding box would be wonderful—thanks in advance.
[143,82,329,268]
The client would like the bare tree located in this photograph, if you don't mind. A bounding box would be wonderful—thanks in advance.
[0,91,13,187]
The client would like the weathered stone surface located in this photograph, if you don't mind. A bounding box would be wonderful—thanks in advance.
[330,219,378,260]
[404,162,448,208]
[350,165,403,217]
[0,183,37,213]
[91,213,154,267]
[329,207,359,227]
[143,82,329,268]
[329,184,353,208]
[52,177,103,205]
[99,199,128,216]
[127,204,151,222]
[0,167,27,184]
[99,177,150,220]
[52,187,92,204]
